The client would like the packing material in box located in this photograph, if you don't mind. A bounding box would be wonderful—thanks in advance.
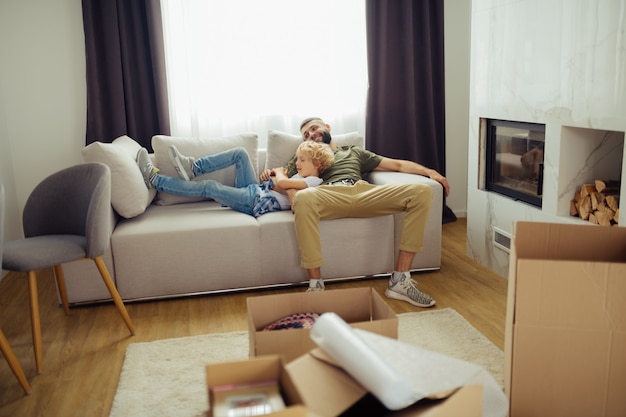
[205,355,307,417]
[247,287,397,362]
[284,312,505,416]
[505,221,626,417]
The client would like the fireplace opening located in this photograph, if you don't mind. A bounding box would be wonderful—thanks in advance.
[485,119,546,208]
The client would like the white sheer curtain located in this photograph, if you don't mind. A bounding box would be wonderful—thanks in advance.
[160,0,367,148]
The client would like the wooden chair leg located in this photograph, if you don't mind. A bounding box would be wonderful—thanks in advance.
[53,264,70,315]
[0,329,32,394]
[27,270,43,374]
[93,257,135,335]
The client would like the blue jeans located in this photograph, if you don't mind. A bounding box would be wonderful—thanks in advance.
[152,147,260,215]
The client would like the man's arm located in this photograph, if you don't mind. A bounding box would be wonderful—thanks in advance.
[284,188,298,210]
[374,157,450,197]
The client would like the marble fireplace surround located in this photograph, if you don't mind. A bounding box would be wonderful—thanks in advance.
[466,0,626,278]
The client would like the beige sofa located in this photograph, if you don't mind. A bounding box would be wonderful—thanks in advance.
[61,131,443,304]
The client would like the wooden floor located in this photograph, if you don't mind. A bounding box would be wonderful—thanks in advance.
[0,218,508,417]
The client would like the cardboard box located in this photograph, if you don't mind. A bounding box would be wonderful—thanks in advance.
[205,355,308,417]
[285,348,483,417]
[247,288,398,362]
[505,222,626,417]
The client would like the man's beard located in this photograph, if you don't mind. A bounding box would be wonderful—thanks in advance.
[321,131,332,144]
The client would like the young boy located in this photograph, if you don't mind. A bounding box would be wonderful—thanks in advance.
[136,141,334,217]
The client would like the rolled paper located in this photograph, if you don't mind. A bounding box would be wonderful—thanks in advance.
[309,312,423,410]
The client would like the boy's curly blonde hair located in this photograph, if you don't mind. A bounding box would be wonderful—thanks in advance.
[296,141,335,174]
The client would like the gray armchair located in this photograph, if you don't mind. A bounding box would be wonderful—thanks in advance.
[2,163,135,373]
[0,184,32,394]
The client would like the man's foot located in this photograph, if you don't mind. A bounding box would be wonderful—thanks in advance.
[385,272,435,307]
[306,279,325,293]
[168,145,195,180]
[136,148,159,189]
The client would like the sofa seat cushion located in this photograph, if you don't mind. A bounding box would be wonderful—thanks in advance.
[111,200,398,300]
[111,201,263,300]
[257,211,395,283]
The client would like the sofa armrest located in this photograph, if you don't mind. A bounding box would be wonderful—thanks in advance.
[367,171,443,199]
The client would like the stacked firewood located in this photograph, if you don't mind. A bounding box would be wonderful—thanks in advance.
[570,180,620,226]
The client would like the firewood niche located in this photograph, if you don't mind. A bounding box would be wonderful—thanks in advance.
[570,180,621,226]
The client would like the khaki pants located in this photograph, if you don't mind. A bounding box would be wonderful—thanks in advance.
[292,180,433,269]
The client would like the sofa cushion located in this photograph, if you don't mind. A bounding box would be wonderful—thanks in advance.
[257,210,395,283]
[151,133,258,205]
[265,130,364,170]
[82,135,156,219]
[112,201,263,299]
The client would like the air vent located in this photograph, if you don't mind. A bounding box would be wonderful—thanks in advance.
[493,227,511,253]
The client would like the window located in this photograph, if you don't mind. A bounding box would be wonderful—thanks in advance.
[160,0,367,147]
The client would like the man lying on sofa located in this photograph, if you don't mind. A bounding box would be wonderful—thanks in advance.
[260,117,450,307]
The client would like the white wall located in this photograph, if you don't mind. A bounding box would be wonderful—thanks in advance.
[444,0,471,218]
[0,0,471,243]
[0,0,86,242]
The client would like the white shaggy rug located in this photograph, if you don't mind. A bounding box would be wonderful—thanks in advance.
[109,308,504,417]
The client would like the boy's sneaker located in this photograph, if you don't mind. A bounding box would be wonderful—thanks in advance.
[385,272,435,307]
[306,280,325,293]
[168,145,195,180]
[136,148,159,189]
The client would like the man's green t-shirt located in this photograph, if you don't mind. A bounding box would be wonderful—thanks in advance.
[286,145,383,185]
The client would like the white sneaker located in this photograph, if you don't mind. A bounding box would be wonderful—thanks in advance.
[168,145,195,180]
[385,273,435,307]
[306,280,325,293]
[136,148,158,189]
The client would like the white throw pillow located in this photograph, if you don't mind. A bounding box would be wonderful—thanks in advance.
[151,133,259,205]
[265,130,364,170]
[81,135,156,219]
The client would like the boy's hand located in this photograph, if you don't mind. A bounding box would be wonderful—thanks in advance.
[259,168,273,182]
[272,167,288,180]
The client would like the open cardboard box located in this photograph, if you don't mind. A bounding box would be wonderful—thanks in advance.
[285,347,484,417]
[205,355,308,417]
[505,221,626,417]
[205,351,482,417]
[247,287,398,362]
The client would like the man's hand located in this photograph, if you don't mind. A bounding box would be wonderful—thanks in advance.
[375,157,450,197]
[427,170,450,197]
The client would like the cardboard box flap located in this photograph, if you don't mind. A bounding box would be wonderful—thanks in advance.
[206,355,307,417]
[206,355,283,386]
[287,313,508,416]
[308,347,461,401]
[309,348,459,400]
[288,351,368,416]
[514,221,626,262]
[424,384,483,417]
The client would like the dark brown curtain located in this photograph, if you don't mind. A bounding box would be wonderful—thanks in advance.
[82,0,170,151]
[366,0,456,223]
